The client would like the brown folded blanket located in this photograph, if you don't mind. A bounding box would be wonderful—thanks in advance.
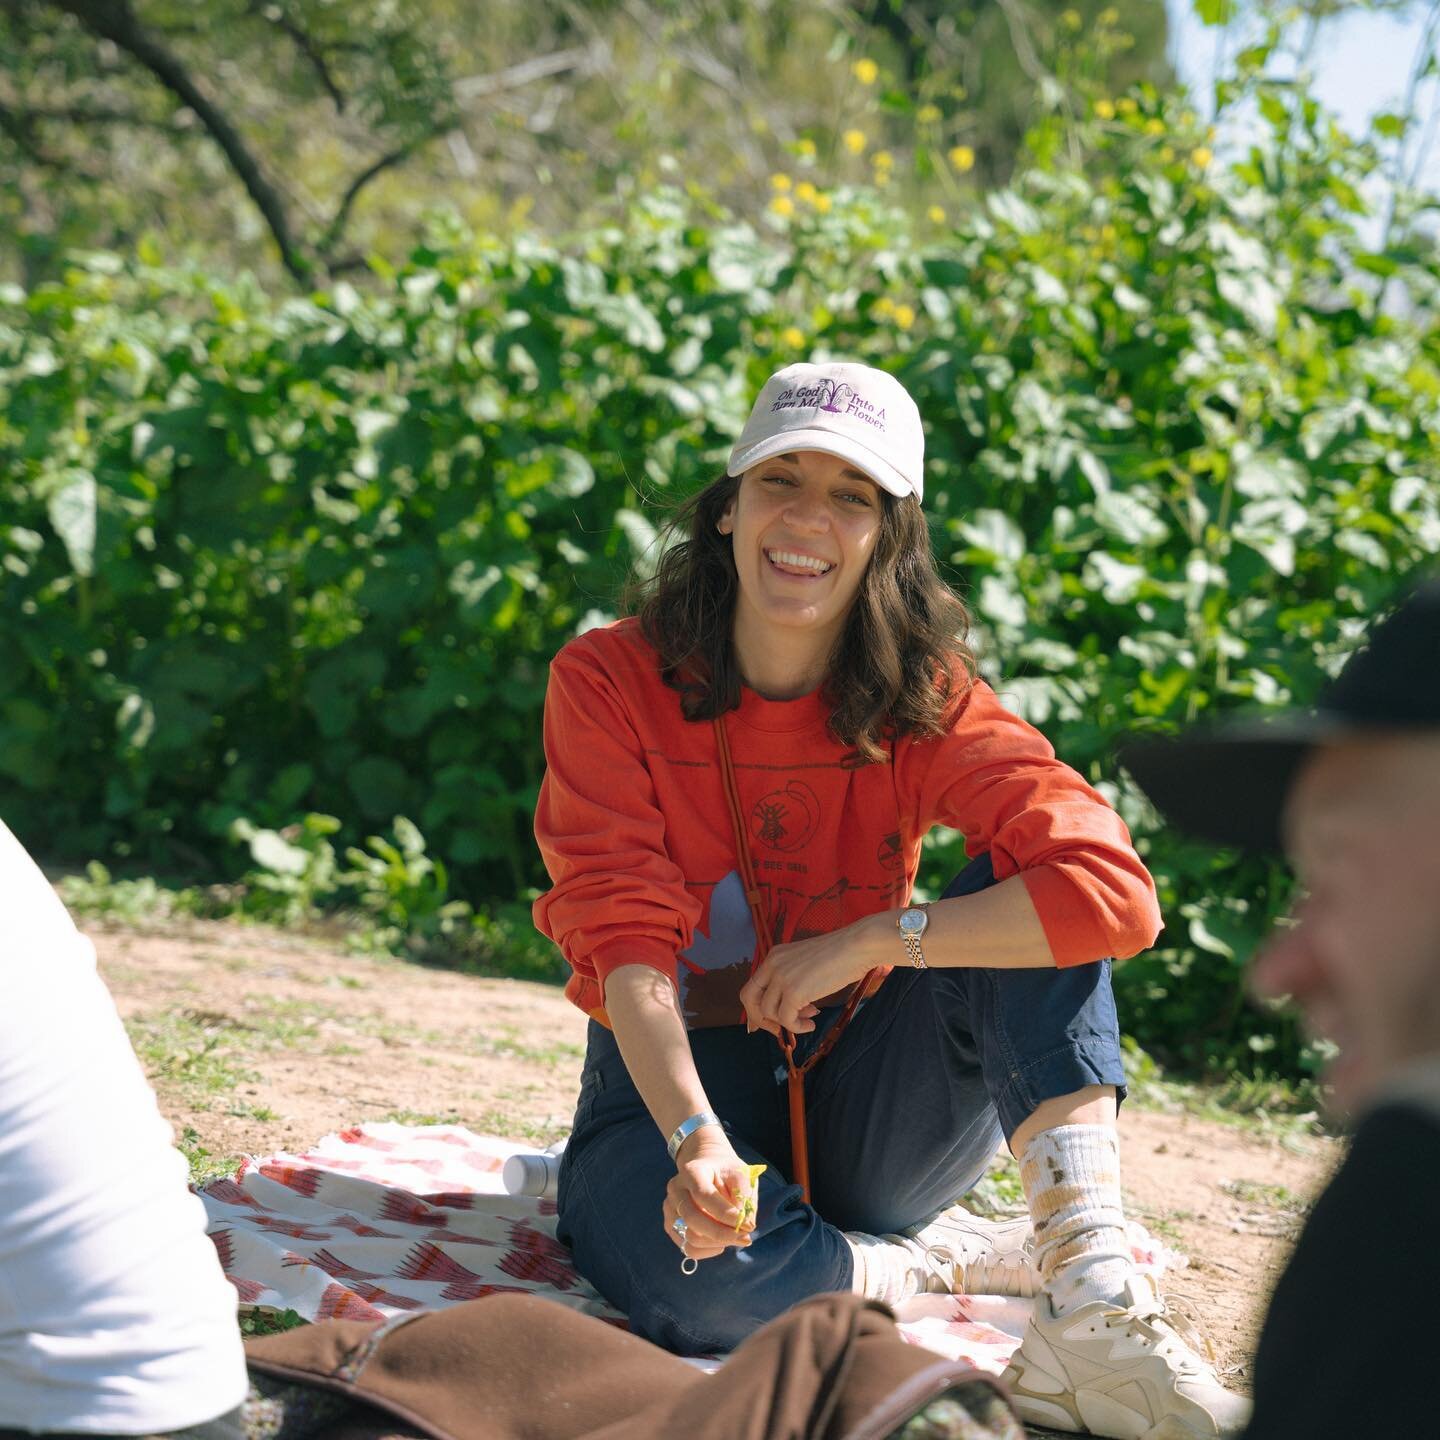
[244,1291,1024,1440]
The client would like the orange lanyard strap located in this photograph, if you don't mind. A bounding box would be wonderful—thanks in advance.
[712,717,881,1202]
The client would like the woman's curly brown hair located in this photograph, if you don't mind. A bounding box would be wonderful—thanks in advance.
[627,471,977,763]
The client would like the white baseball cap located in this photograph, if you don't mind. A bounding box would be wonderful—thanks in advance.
[726,361,925,503]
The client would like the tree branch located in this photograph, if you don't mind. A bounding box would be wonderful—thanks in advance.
[453,45,598,103]
[49,0,310,283]
[318,136,430,258]
[245,0,347,113]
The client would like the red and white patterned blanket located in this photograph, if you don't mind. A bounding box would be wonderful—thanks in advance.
[200,1123,1177,1375]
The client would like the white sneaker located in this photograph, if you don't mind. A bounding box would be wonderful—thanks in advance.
[896,1203,1039,1298]
[1000,1275,1250,1439]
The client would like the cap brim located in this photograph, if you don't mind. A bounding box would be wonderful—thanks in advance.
[726,429,917,500]
[1117,715,1351,853]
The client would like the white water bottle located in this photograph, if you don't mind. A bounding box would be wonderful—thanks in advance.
[502,1140,567,1200]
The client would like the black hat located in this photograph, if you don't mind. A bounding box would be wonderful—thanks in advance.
[1118,579,1440,853]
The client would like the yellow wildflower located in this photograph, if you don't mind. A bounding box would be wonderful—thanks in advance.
[770,172,792,191]
[770,194,795,217]
[948,144,976,172]
[842,128,867,155]
[735,1163,767,1231]
[1094,99,1115,120]
[1144,117,1165,137]
[796,137,817,158]
[1062,9,1082,30]
[873,296,896,317]
[852,58,879,85]
[917,103,942,125]
[1180,109,1197,128]
[873,149,894,169]
[1100,223,1118,244]
[1191,145,1213,168]
[780,326,805,350]
[893,303,916,330]
[1159,145,1175,163]
[927,204,946,224]
[795,179,818,204]
[1098,6,1120,24]
[1117,97,1138,116]
[812,192,832,213]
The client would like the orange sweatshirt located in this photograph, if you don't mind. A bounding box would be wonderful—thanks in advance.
[533,619,1160,1028]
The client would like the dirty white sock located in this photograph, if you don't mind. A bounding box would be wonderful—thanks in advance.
[1018,1123,1134,1316]
[843,1231,929,1308]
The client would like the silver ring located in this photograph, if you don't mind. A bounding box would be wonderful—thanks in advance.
[681,1256,698,1276]
[672,1215,688,1239]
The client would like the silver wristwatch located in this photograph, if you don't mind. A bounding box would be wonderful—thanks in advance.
[897,902,931,970]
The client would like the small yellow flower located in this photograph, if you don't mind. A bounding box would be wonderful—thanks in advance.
[873,296,896,317]
[1094,99,1115,120]
[948,144,976,172]
[795,179,818,204]
[811,192,832,213]
[893,303,916,330]
[1159,145,1175,163]
[780,326,806,349]
[769,194,795,217]
[1100,223,1118,244]
[1061,9,1082,30]
[770,172,792,191]
[1098,6,1120,24]
[735,1163,767,1232]
[852,58,879,85]
[1117,97,1138,116]
[927,204,946,224]
[873,167,891,186]
[917,103,942,125]
[842,128,867,155]
[1180,109,1197,128]
[1206,124,1217,142]
[1144,117,1165,137]
[873,149,894,169]
[1191,145,1213,168]
[796,137,817,158]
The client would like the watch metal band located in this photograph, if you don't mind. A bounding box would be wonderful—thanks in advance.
[903,932,928,970]
[667,1109,723,1161]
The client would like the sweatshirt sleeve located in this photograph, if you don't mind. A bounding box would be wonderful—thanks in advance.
[531,643,702,998]
[895,679,1161,967]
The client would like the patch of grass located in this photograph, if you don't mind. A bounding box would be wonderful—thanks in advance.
[226,1100,279,1122]
[1220,1178,1310,1214]
[1121,1037,1331,1141]
[382,1107,466,1127]
[472,1108,571,1147]
[963,1151,1025,1216]
[125,1011,259,1096]
[179,1125,238,1187]
[239,1308,307,1337]
[470,1028,585,1067]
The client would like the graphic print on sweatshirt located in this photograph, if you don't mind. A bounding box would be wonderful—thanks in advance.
[677,871,756,1028]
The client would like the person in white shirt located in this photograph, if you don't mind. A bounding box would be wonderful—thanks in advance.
[0,820,247,1437]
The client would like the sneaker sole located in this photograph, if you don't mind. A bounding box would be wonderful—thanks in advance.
[1004,1367,1236,1440]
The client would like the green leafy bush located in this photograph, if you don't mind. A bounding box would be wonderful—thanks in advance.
[4,63,1437,1077]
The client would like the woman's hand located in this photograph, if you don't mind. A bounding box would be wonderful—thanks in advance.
[664,1131,760,1264]
[738,913,888,1037]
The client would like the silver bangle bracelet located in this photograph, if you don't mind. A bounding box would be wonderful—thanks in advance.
[666,1109,723,1161]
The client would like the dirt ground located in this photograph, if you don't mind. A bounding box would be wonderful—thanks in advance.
[94,915,1339,1396]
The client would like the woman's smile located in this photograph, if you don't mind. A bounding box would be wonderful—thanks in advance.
[764,547,835,579]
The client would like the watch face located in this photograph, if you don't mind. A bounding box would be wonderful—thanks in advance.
[899,908,927,936]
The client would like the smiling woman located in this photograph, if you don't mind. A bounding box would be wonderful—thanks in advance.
[530,362,1247,1439]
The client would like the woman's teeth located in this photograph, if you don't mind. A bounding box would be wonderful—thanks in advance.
[766,549,833,575]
